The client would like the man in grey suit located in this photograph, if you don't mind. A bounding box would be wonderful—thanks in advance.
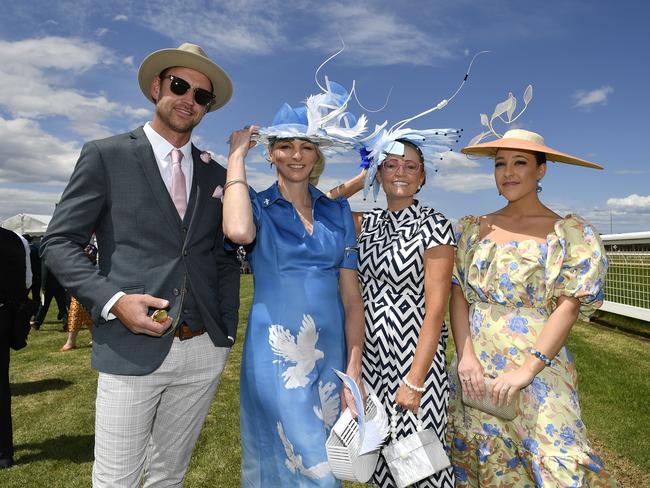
[41,43,240,486]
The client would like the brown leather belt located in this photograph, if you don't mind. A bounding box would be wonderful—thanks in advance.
[174,323,206,341]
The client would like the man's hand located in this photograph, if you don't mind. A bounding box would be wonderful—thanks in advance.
[111,294,172,336]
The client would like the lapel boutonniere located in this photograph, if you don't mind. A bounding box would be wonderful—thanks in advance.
[200,151,212,163]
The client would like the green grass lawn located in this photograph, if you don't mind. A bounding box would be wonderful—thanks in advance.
[3,275,649,487]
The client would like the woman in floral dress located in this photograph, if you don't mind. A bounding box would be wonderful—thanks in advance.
[449,129,619,487]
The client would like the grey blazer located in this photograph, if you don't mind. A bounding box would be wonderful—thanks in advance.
[41,127,240,375]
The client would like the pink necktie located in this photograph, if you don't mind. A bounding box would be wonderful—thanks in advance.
[170,148,187,219]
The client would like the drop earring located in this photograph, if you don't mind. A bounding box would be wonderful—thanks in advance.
[536,180,542,193]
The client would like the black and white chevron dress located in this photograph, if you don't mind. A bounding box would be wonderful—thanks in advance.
[358,202,456,488]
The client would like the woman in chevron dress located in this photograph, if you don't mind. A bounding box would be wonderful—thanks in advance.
[353,139,456,487]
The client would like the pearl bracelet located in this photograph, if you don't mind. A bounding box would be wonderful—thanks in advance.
[403,377,425,393]
[223,179,248,191]
[529,348,553,367]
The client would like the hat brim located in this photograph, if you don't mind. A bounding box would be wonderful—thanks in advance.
[253,126,357,153]
[461,138,603,169]
[138,48,233,112]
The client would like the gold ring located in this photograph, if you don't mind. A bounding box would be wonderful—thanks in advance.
[151,309,168,323]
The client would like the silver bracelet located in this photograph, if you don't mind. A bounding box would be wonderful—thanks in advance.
[403,377,425,393]
[223,179,248,191]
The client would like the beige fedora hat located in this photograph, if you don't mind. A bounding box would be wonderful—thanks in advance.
[461,129,602,169]
[138,43,233,112]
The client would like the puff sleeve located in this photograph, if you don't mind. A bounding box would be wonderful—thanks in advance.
[549,216,608,319]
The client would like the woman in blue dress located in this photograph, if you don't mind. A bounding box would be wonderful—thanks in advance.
[223,85,365,487]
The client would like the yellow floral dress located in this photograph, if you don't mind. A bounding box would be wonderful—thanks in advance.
[449,214,619,487]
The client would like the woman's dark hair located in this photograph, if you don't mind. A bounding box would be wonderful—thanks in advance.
[534,151,547,166]
[394,138,426,191]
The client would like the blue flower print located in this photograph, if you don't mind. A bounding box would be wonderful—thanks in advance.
[506,457,521,469]
[587,452,605,468]
[560,426,576,446]
[480,351,489,362]
[499,273,514,291]
[453,436,467,452]
[454,465,468,482]
[482,423,500,436]
[570,389,579,409]
[545,423,558,437]
[575,419,584,429]
[510,262,519,270]
[530,377,550,405]
[565,346,574,364]
[470,308,483,334]
[577,258,591,275]
[531,460,544,486]
[509,347,518,356]
[522,437,539,454]
[508,316,529,333]
[477,442,490,462]
[491,353,507,370]
[526,283,535,299]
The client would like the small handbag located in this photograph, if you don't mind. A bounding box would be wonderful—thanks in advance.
[453,366,519,420]
[382,408,451,488]
[326,395,383,483]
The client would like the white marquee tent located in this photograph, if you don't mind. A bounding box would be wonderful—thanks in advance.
[0,213,52,236]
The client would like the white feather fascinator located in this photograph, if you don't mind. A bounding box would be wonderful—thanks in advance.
[360,51,488,200]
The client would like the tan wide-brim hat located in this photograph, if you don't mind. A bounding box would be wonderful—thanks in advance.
[138,42,233,112]
[461,129,603,169]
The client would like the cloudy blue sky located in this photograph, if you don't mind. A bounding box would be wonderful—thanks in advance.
[1,0,649,233]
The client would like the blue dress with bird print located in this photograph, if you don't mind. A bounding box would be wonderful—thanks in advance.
[239,182,357,487]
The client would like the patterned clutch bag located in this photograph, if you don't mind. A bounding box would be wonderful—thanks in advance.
[461,376,519,421]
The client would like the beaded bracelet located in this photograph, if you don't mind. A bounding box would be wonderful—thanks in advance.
[223,179,248,191]
[403,377,425,393]
[529,348,553,367]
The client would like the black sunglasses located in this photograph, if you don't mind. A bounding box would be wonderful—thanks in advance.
[161,75,215,106]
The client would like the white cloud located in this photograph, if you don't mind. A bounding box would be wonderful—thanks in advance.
[607,194,650,210]
[308,3,456,66]
[0,117,80,184]
[438,151,480,169]
[113,14,128,21]
[123,55,134,66]
[95,27,109,37]
[431,172,494,192]
[139,0,286,57]
[0,37,151,139]
[573,85,613,109]
[0,187,62,220]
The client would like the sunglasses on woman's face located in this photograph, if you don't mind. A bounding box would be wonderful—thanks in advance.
[161,75,215,106]
[381,158,422,174]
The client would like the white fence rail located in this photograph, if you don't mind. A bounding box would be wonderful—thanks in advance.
[600,231,650,322]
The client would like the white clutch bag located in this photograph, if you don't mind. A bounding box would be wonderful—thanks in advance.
[382,409,450,488]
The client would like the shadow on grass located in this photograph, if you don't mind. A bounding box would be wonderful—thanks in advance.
[12,379,73,396]
[15,434,94,464]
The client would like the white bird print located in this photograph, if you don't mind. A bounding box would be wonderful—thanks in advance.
[277,422,330,480]
[313,381,340,430]
[269,314,324,389]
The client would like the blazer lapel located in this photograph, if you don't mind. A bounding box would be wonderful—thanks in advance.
[130,127,183,236]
